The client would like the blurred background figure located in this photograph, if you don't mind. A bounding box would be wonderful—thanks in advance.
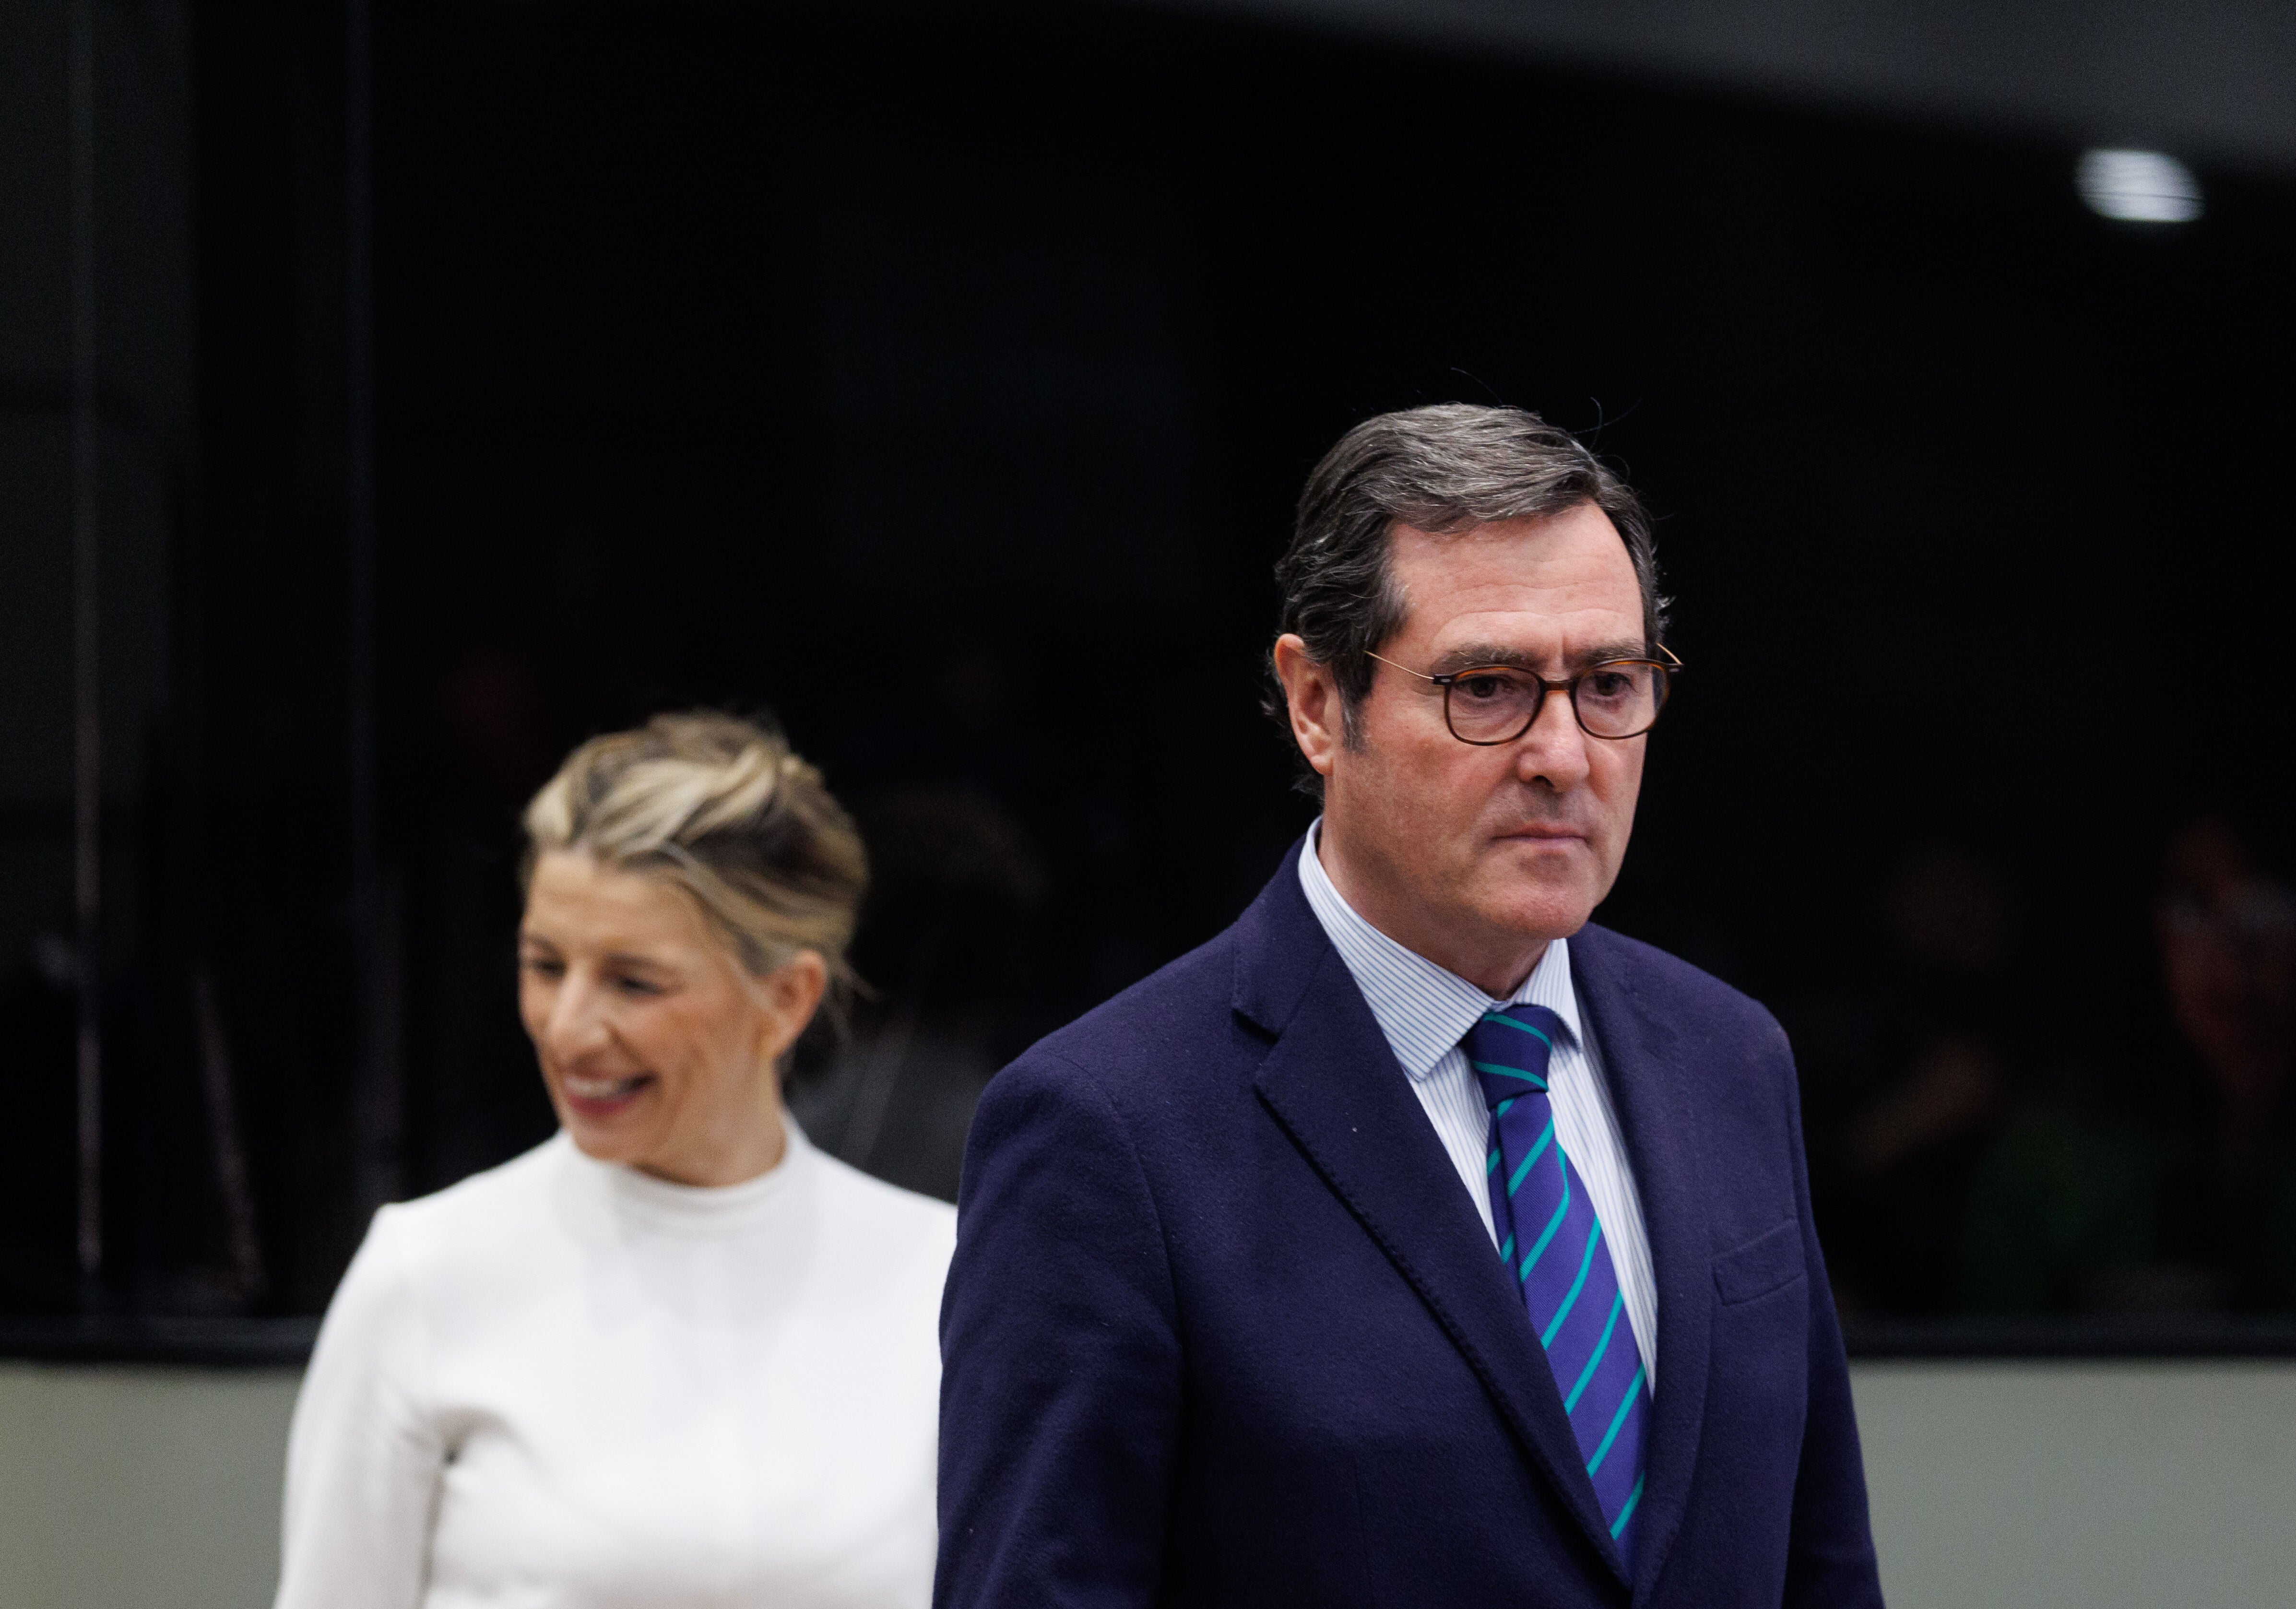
[2154,815,2296,1291]
[2150,816,2296,1304]
[1945,813,2296,1314]
[1793,843,2109,1314]
[274,714,952,1609]
[792,785,1046,1202]
[1801,845,2034,1313]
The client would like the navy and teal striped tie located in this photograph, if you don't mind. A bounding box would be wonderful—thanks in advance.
[1466,1004,1651,1566]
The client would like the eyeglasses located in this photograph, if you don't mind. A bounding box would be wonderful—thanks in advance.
[1364,645,1681,744]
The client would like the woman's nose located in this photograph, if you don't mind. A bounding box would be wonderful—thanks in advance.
[543,974,613,1055]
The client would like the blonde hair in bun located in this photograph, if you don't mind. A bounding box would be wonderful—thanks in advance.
[521,710,868,1030]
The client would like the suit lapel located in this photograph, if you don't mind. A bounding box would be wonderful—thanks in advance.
[1570,925,1714,1605]
[1235,852,1627,1579]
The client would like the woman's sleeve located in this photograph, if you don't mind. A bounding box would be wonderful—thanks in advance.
[273,1206,447,1609]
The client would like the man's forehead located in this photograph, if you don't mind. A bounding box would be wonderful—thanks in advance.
[1390,503,1623,550]
[1389,521,1644,655]
[1390,508,1636,596]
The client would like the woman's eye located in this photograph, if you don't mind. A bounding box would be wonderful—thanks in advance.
[522,957,564,980]
[613,975,662,997]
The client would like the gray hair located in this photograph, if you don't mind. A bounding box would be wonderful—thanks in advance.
[1267,403,1666,779]
[521,710,869,1032]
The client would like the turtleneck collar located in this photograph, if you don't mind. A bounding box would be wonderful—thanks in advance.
[555,1115,816,1236]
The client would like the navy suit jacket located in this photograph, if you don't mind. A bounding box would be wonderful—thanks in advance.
[937,844,1883,1608]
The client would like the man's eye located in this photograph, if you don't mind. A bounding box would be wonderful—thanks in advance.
[1457,674,1512,701]
[1584,671,1633,700]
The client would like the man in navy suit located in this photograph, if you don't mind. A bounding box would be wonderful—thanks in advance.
[936,404,1884,1607]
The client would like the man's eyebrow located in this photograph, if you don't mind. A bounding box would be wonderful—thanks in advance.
[1424,640,1653,677]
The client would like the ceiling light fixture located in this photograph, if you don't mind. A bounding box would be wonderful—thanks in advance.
[2076,149,2202,224]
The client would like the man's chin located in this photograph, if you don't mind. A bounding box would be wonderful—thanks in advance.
[1474,860,1600,945]
[1493,903,1595,947]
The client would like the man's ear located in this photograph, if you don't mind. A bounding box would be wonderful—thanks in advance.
[1272,634,1341,781]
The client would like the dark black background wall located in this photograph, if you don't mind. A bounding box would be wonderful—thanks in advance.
[6,0,2294,1332]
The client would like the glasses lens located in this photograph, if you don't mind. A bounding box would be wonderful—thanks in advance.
[1573,662,1666,738]
[1445,669,1543,743]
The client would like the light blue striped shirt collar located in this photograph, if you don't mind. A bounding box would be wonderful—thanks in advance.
[1297,819,1587,1081]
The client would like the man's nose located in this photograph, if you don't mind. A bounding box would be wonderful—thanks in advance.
[1515,687,1592,790]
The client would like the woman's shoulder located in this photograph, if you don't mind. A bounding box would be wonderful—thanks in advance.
[367,1132,573,1261]
[308,1136,575,1382]
[806,1144,959,1265]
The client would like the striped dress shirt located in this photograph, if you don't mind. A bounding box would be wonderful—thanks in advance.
[1297,822,1660,1385]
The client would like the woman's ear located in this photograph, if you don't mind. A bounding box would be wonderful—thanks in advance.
[756,951,829,1061]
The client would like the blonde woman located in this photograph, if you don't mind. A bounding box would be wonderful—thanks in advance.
[275,713,953,1609]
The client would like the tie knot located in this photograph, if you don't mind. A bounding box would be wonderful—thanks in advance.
[1463,1004,1567,1112]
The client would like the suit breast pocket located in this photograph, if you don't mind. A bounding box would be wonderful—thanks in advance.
[1712,1219,1805,1305]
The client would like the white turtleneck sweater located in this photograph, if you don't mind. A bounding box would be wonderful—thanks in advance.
[274,1122,955,1609]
